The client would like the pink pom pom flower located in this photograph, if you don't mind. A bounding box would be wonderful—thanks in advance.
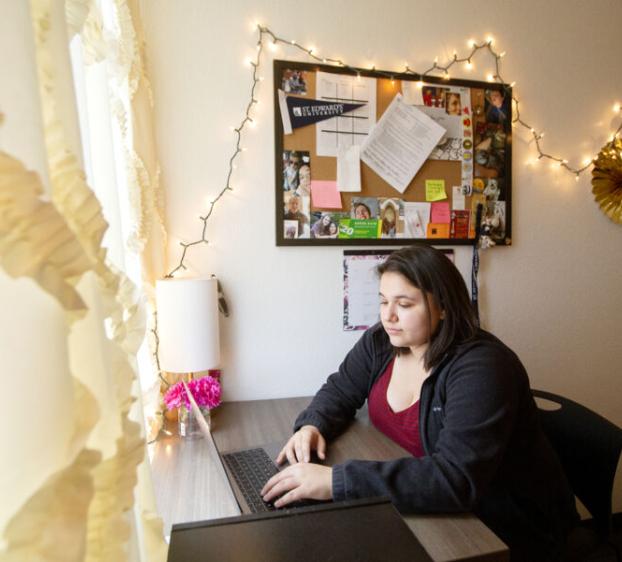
[163,376,222,411]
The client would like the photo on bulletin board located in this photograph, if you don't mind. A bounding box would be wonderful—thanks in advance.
[343,249,455,331]
[274,59,512,247]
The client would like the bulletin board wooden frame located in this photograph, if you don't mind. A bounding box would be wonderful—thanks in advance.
[274,59,512,247]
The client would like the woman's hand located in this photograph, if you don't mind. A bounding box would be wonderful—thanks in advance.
[276,425,327,465]
[261,463,333,508]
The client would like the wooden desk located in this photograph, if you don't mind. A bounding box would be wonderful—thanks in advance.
[151,397,509,562]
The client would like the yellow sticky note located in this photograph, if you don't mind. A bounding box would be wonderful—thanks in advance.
[425,179,447,202]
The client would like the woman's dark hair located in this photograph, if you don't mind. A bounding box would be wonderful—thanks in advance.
[376,245,478,369]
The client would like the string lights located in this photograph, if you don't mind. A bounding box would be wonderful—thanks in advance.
[165,29,264,278]
[164,24,621,278]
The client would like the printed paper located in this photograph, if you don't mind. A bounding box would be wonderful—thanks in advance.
[452,185,466,210]
[360,94,446,193]
[316,71,377,157]
[403,202,431,238]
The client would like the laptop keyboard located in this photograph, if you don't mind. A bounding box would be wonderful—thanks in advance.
[222,447,279,512]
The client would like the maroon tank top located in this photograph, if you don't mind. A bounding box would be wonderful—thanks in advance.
[368,358,425,458]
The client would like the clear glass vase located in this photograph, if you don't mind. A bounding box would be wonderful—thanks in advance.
[178,405,211,438]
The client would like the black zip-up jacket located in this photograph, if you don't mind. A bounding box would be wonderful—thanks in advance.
[294,324,578,561]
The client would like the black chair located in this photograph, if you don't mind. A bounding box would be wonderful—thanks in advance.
[532,389,622,561]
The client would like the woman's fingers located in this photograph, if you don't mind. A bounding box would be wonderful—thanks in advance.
[276,426,327,466]
[261,469,286,497]
[317,434,327,460]
[274,488,300,508]
[300,431,312,462]
[262,464,333,508]
[262,475,297,504]
[275,443,289,465]
[276,437,297,466]
[294,437,304,463]
[285,444,298,466]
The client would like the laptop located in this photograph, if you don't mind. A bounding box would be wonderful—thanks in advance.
[183,381,324,514]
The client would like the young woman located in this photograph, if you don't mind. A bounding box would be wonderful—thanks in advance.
[262,245,577,561]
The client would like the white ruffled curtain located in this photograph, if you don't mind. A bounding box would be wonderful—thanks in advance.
[0,0,167,560]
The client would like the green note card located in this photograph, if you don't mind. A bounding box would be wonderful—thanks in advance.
[338,219,381,239]
[425,179,447,202]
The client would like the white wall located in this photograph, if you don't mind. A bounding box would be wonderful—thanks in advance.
[140,0,622,419]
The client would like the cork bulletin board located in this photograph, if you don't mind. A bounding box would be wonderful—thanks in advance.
[274,59,512,247]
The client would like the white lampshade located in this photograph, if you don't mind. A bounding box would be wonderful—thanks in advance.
[156,278,220,373]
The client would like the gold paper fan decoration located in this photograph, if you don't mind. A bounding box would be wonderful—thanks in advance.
[592,137,622,224]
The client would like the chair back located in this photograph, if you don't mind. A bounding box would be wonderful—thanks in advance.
[532,389,622,537]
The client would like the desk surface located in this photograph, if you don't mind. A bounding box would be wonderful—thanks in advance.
[151,397,509,562]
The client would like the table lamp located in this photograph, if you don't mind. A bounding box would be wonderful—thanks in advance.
[156,277,221,436]
[156,277,220,377]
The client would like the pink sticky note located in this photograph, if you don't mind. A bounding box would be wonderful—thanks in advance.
[431,202,451,224]
[311,180,342,209]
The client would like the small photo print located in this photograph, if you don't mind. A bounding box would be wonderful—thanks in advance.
[310,211,348,239]
[483,178,501,202]
[487,201,506,240]
[281,69,308,95]
[284,192,310,238]
[422,86,450,109]
[283,150,311,193]
[445,91,461,116]
[378,198,404,238]
[350,197,380,220]
[484,88,510,132]
[284,220,299,239]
